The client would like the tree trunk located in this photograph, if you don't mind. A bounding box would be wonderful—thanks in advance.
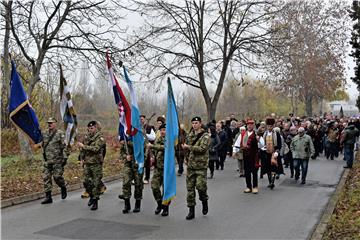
[305,94,313,116]
[205,100,217,123]
[2,0,11,129]
[17,130,33,164]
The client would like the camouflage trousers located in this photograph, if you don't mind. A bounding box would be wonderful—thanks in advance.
[84,163,103,199]
[122,163,144,200]
[186,169,209,207]
[151,168,164,202]
[42,162,66,193]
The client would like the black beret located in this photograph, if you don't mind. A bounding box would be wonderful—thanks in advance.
[191,116,202,122]
[159,123,166,129]
[87,120,97,127]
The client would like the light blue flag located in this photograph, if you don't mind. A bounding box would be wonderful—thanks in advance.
[123,66,144,174]
[163,77,179,204]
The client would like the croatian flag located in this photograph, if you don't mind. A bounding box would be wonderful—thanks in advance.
[106,52,134,140]
[123,66,144,174]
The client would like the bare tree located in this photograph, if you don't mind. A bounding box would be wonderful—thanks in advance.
[265,0,349,116]
[127,0,282,121]
[1,0,12,129]
[8,0,131,97]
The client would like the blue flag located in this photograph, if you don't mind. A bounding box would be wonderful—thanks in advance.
[9,60,42,145]
[163,78,179,204]
[123,66,144,174]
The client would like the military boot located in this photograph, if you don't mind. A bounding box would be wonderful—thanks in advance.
[133,199,141,213]
[202,200,208,215]
[155,200,162,215]
[186,206,195,220]
[118,194,125,200]
[90,199,98,211]
[88,194,95,206]
[161,205,169,217]
[61,186,67,199]
[41,191,53,204]
[123,199,131,214]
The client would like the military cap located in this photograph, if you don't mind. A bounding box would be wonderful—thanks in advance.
[87,120,97,127]
[159,123,166,130]
[191,116,202,122]
[46,117,57,123]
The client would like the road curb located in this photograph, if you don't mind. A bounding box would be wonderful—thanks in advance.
[309,155,356,240]
[1,175,121,209]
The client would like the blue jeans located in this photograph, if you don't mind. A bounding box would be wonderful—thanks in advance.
[344,145,354,168]
[293,158,309,181]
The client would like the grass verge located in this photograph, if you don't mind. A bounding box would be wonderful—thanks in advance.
[1,137,122,200]
[322,152,360,240]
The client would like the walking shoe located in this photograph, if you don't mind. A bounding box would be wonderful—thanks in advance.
[300,180,306,185]
[243,188,252,193]
[252,188,258,194]
[143,180,149,184]
[343,165,352,169]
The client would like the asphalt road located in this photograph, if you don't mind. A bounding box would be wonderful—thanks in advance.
[1,154,345,240]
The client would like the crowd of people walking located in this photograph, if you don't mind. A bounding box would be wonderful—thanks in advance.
[40,112,359,220]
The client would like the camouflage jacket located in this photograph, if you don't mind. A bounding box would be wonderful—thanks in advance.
[119,141,138,168]
[42,129,66,164]
[80,130,106,165]
[150,136,165,169]
[187,129,210,170]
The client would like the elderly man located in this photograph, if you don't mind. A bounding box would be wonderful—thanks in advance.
[290,127,315,184]
[234,119,260,193]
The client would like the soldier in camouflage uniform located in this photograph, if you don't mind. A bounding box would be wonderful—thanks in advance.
[182,116,210,220]
[77,121,106,211]
[41,117,68,204]
[147,123,170,216]
[120,137,144,214]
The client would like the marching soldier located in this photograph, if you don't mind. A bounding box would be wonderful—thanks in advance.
[120,136,144,214]
[147,123,170,216]
[182,116,210,220]
[77,120,106,211]
[41,117,68,204]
